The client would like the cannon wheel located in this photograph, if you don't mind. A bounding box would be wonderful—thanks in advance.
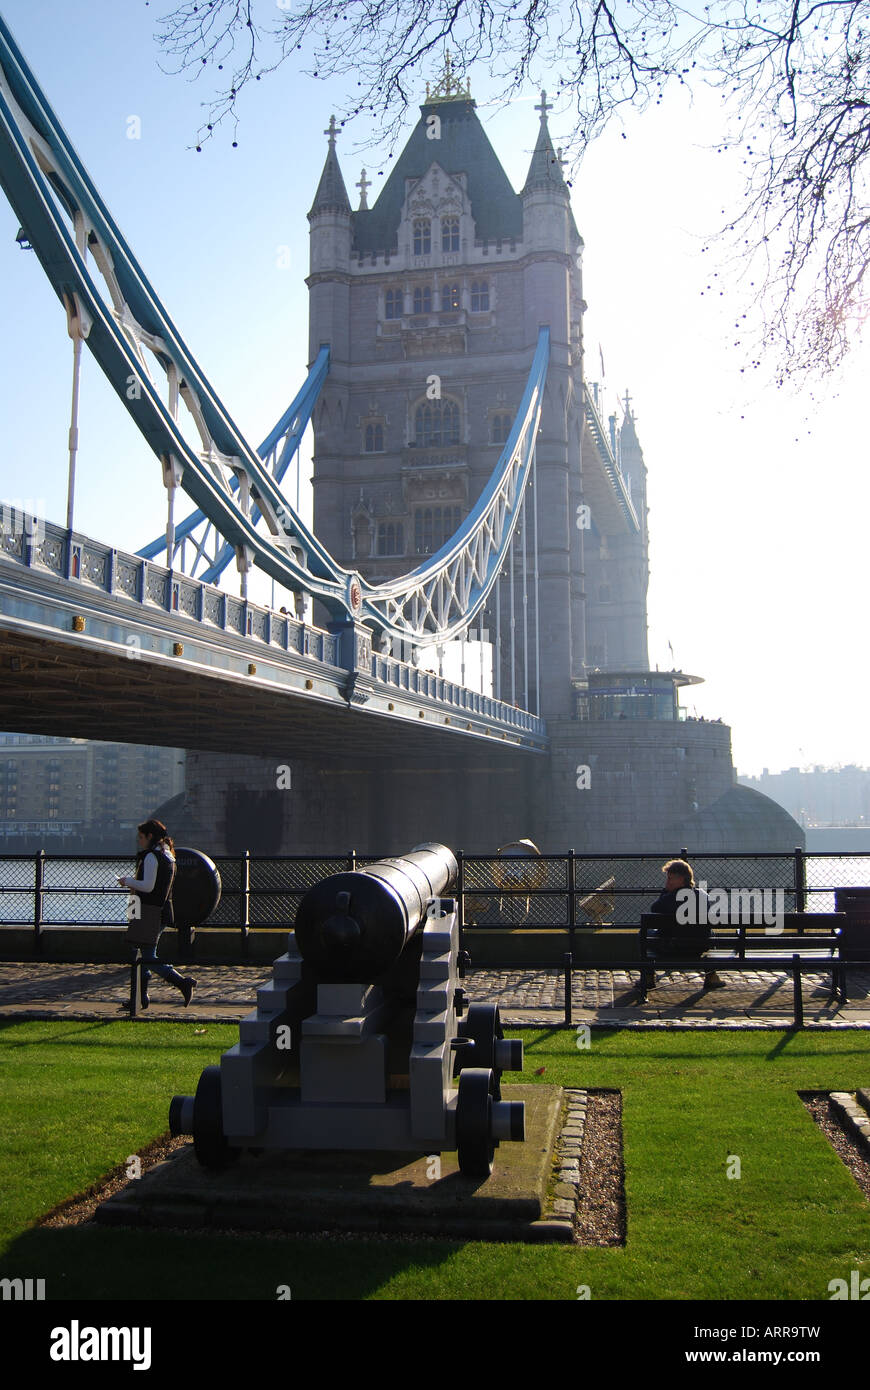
[456,1067,496,1177]
[193,1065,240,1169]
[454,1003,504,1099]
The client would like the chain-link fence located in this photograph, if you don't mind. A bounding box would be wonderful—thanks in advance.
[458,850,825,929]
[3,847,869,953]
[0,853,136,928]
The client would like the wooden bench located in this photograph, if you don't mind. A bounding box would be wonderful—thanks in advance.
[637,912,846,1023]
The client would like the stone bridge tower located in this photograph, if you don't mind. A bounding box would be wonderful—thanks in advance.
[180,67,797,855]
[306,75,604,718]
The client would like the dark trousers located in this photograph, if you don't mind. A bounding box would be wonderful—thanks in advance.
[644,932,712,984]
[136,944,185,989]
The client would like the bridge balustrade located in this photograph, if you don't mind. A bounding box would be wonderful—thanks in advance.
[1,512,546,740]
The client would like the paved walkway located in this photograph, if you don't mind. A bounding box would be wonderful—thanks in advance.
[1,960,868,1028]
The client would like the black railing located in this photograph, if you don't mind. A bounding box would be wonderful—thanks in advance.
[0,847,867,955]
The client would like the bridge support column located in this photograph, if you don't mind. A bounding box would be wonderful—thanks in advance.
[533,382,575,719]
[327,619,374,706]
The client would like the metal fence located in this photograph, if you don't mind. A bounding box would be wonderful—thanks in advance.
[2,847,868,954]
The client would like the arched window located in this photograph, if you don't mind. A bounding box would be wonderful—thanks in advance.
[377,522,404,556]
[414,399,460,447]
[414,506,463,555]
[413,219,431,255]
[384,288,402,320]
[441,216,459,252]
[412,285,432,315]
[470,280,490,312]
[443,283,461,311]
[490,413,511,444]
[364,423,384,453]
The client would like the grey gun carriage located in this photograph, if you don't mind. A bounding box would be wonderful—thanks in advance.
[169,844,526,1176]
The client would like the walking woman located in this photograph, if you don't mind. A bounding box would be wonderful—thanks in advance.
[118,818,196,1007]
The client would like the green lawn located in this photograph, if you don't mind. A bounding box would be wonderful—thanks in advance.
[1,1019,868,1299]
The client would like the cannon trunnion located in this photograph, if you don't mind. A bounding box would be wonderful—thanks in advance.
[170,844,525,1177]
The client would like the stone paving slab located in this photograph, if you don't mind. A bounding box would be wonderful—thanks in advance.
[0,960,868,1027]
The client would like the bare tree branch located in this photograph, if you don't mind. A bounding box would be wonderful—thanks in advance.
[154,0,870,378]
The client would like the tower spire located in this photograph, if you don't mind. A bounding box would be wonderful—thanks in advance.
[535,89,552,120]
[308,114,351,216]
[522,90,568,196]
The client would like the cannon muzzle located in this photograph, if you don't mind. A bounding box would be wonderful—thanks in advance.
[293,842,458,981]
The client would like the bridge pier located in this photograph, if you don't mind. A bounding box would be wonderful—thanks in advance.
[174,714,797,857]
[176,747,543,856]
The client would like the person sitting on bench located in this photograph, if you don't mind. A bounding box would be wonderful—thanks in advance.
[642,858,723,992]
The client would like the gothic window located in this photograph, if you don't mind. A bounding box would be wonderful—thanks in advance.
[384,288,402,320]
[490,413,511,444]
[414,399,460,447]
[364,422,384,452]
[470,280,490,312]
[413,219,431,255]
[414,506,463,555]
[412,285,432,315]
[441,216,459,252]
[353,511,373,560]
[443,283,461,311]
[377,522,404,556]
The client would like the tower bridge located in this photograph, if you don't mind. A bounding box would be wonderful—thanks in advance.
[0,20,801,855]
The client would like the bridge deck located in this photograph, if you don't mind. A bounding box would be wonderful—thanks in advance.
[0,515,546,760]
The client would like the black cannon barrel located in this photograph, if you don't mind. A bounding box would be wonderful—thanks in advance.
[293,842,458,981]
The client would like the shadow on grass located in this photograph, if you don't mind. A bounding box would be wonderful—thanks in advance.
[0,1222,463,1301]
[766,1029,803,1059]
[0,1019,121,1047]
[518,1026,567,1052]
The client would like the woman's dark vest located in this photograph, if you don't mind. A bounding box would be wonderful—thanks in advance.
[135,842,176,921]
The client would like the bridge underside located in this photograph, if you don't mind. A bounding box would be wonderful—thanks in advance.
[0,627,536,769]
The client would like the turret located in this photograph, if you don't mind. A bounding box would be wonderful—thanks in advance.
[307,115,352,362]
[521,92,572,345]
[521,92,571,253]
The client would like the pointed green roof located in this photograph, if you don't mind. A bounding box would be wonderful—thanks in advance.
[352,97,522,253]
[309,115,351,217]
[522,91,569,196]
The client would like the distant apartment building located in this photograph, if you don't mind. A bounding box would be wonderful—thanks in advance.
[739,766,870,828]
[0,734,185,843]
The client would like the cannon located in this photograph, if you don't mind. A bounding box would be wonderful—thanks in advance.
[169,844,525,1177]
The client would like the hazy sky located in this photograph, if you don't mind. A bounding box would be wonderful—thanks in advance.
[1,0,867,777]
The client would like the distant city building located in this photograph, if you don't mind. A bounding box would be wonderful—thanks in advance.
[0,734,185,844]
[739,766,870,829]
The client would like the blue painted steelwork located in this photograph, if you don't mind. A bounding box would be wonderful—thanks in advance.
[0,510,548,744]
[137,346,330,583]
[0,17,548,647]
